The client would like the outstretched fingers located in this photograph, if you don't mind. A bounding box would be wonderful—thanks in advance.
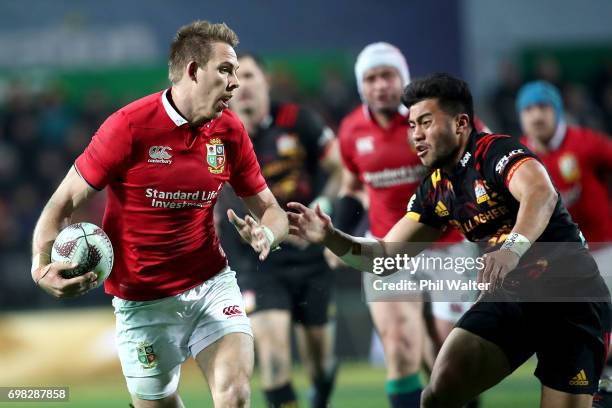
[227,209,246,229]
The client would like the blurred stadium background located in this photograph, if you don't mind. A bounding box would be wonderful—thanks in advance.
[1,0,611,406]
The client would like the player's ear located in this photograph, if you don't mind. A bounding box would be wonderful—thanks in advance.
[456,114,470,133]
[186,61,199,82]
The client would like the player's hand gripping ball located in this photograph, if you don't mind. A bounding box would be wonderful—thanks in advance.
[51,222,114,287]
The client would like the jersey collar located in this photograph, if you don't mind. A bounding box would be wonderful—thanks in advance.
[547,120,567,151]
[161,89,189,127]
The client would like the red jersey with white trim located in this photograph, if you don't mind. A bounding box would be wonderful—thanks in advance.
[521,126,612,242]
[75,90,267,300]
[338,105,487,240]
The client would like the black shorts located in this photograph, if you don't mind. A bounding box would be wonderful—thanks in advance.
[457,298,611,394]
[238,258,334,326]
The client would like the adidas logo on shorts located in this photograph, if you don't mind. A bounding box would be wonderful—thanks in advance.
[569,369,589,386]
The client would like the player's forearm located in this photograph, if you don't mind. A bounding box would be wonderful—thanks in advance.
[260,203,289,247]
[512,187,558,242]
[322,228,390,274]
[31,198,73,275]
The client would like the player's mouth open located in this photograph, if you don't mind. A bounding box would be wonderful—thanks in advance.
[219,95,232,108]
[416,144,429,157]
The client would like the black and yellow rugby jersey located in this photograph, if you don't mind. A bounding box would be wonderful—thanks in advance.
[406,131,583,248]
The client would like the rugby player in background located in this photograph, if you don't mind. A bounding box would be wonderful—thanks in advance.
[517,80,612,408]
[333,42,487,407]
[517,80,612,274]
[216,53,341,408]
[289,73,611,408]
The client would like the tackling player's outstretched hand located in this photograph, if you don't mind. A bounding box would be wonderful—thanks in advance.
[33,262,98,298]
[287,202,333,245]
[477,249,520,294]
[227,209,272,261]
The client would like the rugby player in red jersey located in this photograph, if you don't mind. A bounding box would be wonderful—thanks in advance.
[517,80,612,408]
[334,42,487,407]
[30,21,288,408]
[289,73,611,408]
[517,80,612,270]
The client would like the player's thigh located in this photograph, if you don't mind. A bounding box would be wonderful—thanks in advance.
[186,268,254,391]
[195,332,254,394]
[113,297,190,401]
[129,371,184,408]
[540,386,593,408]
[429,327,513,402]
[291,260,334,326]
[244,268,293,365]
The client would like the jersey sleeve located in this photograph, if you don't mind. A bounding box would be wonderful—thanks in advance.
[478,135,539,189]
[74,110,133,190]
[229,126,268,197]
[404,179,446,229]
[337,120,360,176]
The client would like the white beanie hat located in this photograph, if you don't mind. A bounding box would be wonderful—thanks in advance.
[354,42,410,101]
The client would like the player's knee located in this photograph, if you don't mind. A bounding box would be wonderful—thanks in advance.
[421,385,444,408]
[130,393,180,408]
[422,363,464,408]
[213,377,250,408]
[379,328,420,371]
[258,348,291,385]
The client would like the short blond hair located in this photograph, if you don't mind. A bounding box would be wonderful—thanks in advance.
[168,20,239,83]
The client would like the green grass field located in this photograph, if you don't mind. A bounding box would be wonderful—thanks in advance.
[9,359,540,407]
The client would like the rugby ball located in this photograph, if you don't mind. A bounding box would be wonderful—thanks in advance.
[51,222,114,286]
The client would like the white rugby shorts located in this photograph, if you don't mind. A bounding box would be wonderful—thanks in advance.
[112,267,252,400]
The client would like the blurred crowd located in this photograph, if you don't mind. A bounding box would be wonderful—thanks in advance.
[1,54,611,310]
[0,82,114,308]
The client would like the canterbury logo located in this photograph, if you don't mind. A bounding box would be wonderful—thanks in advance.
[569,369,589,386]
[223,305,242,316]
[148,146,173,164]
[435,201,449,217]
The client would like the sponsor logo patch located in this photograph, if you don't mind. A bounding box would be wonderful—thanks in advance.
[148,146,173,165]
[474,179,490,204]
[136,341,158,369]
[206,138,225,174]
[435,201,449,217]
[569,369,589,386]
[223,305,243,318]
[559,153,580,183]
[355,136,374,154]
[460,151,471,167]
[495,149,524,174]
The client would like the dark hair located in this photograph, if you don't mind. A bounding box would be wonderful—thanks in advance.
[401,73,474,125]
[168,20,239,83]
[237,52,267,71]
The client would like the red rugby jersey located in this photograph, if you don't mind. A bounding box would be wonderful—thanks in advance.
[521,125,612,242]
[339,105,487,240]
[75,90,267,300]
